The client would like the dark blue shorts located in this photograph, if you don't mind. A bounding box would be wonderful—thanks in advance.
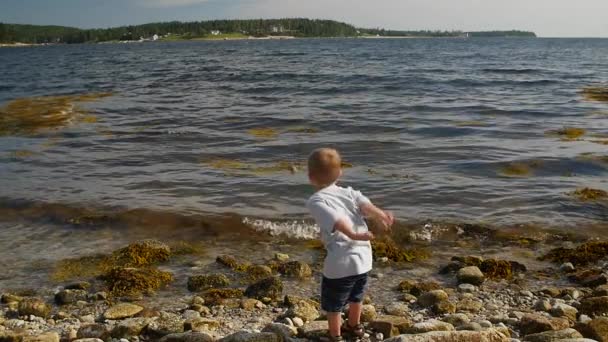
[321,272,368,312]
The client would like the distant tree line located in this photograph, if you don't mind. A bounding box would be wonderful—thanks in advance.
[0,19,536,44]
[359,28,536,38]
[0,19,359,44]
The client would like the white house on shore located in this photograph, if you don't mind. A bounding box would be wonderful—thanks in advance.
[152,34,159,41]
[211,30,221,36]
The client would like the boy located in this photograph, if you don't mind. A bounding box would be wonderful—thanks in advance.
[306,148,394,341]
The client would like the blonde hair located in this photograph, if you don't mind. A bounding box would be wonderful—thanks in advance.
[308,148,342,187]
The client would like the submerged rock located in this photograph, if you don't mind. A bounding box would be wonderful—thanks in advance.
[187,274,230,292]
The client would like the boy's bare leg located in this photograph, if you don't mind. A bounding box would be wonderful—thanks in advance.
[347,302,362,326]
[327,312,342,337]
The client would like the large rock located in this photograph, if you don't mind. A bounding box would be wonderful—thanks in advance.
[262,323,298,342]
[187,274,230,292]
[417,290,449,308]
[159,332,214,342]
[550,303,578,321]
[385,302,410,317]
[297,321,328,339]
[585,317,608,342]
[55,289,88,305]
[18,298,51,318]
[523,328,583,342]
[111,317,151,338]
[285,300,319,322]
[406,319,455,334]
[22,332,60,342]
[278,261,312,278]
[457,267,485,285]
[442,314,470,327]
[519,313,569,336]
[104,303,144,320]
[580,296,608,316]
[370,315,413,338]
[361,304,377,322]
[383,329,509,342]
[146,311,185,338]
[433,301,456,315]
[77,324,110,340]
[244,277,283,301]
[219,331,280,342]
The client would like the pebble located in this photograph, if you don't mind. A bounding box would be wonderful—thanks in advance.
[291,317,304,327]
[458,284,477,293]
[560,262,575,272]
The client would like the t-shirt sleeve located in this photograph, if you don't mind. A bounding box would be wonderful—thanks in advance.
[350,188,371,206]
[307,199,343,233]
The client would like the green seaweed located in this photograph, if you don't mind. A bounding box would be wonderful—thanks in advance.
[541,241,608,266]
[100,266,173,296]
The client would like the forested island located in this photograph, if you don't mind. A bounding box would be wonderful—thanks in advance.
[0,19,536,44]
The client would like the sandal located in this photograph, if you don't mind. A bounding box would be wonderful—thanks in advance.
[342,322,365,338]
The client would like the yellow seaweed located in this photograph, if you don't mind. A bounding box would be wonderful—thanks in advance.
[546,127,586,140]
[248,127,278,139]
[0,93,111,136]
[286,127,320,134]
[11,150,36,158]
[455,120,488,127]
[570,188,608,201]
[582,86,608,102]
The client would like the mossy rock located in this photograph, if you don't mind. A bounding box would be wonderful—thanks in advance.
[245,277,283,301]
[397,280,441,297]
[372,240,429,263]
[187,274,230,292]
[278,261,312,278]
[244,265,273,283]
[541,241,608,266]
[570,188,608,201]
[216,255,250,272]
[100,267,173,296]
[479,259,514,279]
[201,288,244,306]
[51,254,113,282]
[284,295,320,309]
[112,240,171,267]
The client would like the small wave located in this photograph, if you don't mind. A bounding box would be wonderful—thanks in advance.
[242,217,319,240]
[482,68,542,74]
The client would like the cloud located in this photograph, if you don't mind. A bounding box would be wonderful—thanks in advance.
[139,0,212,7]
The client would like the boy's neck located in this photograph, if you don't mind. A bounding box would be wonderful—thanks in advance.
[313,181,337,191]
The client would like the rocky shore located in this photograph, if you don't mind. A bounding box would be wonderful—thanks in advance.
[1,239,608,342]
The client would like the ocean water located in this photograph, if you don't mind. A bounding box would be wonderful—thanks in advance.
[0,38,607,291]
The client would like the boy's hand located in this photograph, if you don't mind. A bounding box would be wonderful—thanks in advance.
[381,211,394,231]
[357,231,375,241]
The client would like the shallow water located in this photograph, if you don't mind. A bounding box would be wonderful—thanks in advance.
[1,38,608,293]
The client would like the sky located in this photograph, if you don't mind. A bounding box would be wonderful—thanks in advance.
[1,0,607,37]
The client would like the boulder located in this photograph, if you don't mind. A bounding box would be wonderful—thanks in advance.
[244,277,283,301]
[580,274,608,288]
[278,261,312,278]
[298,321,328,339]
[220,332,279,342]
[159,332,214,342]
[370,315,413,338]
[442,314,470,327]
[146,311,185,338]
[383,329,509,342]
[361,304,377,322]
[18,298,51,318]
[385,302,410,317]
[262,323,297,342]
[456,297,483,313]
[22,332,60,342]
[285,300,319,322]
[580,296,608,316]
[417,290,448,308]
[55,289,88,305]
[433,301,456,315]
[77,324,110,340]
[519,313,569,336]
[187,274,230,292]
[406,319,455,334]
[550,303,578,321]
[457,267,484,285]
[585,317,608,342]
[111,317,151,338]
[104,303,144,320]
[523,328,583,342]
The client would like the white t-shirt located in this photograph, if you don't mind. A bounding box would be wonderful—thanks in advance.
[306,183,373,279]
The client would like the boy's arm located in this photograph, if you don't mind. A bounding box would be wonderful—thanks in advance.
[360,202,394,232]
[334,218,375,241]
